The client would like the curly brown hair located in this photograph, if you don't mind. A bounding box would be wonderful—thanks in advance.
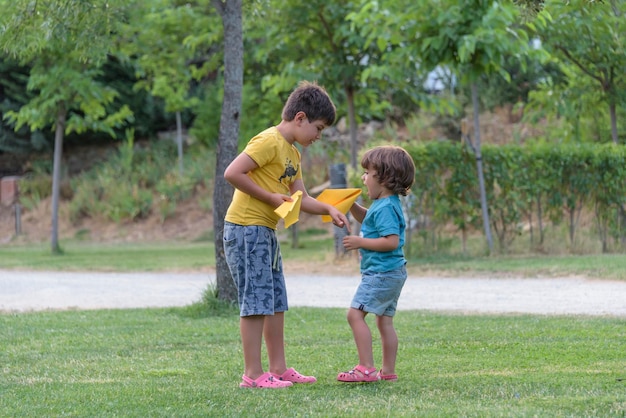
[360,145,415,196]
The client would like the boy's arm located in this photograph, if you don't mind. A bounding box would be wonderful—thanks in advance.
[291,179,350,232]
[224,153,292,208]
[349,202,367,224]
[343,234,399,252]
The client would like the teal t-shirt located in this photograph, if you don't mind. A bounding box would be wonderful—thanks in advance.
[359,195,406,273]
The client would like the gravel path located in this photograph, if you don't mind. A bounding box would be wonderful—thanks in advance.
[1,270,625,316]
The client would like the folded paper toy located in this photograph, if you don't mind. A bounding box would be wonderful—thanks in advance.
[273,190,303,228]
[316,188,362,222]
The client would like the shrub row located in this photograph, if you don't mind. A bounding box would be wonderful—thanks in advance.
[404,141,626,253]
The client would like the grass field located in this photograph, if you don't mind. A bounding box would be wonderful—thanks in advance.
[1,306,625,417]
[1,239,625,416]
[2,237,626,280]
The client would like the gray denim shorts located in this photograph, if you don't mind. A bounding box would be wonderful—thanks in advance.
[223,222,287,317]
[350,265,407,317]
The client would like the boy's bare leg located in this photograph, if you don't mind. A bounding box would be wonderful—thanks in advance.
[240,315,265,379]
[347,308,374,368]
[376,315,398,375]
[264,312,287,375]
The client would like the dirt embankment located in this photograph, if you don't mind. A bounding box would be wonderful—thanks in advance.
[0,195,214,245]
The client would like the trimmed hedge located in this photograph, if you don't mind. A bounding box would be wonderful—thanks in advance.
[404,141,626,253]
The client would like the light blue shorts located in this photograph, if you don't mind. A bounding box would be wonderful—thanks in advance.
[223,222,287,317]
[350,265,407,317]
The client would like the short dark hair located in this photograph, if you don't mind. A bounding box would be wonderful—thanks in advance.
[361,145,415,196]
[281,81,336,126]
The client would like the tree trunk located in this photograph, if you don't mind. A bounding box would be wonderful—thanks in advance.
[176,111,184,176]
[568,207,575,245]
[527,208,534,247]
[346,86,358,170]
[536,194,544,245]
[461,227,467,254]
[329,163,349,257]
[609,100,618,144]
[470,83,494,254]
[618,205,626,247]
[51,103,66,254]
[213,0,242,302]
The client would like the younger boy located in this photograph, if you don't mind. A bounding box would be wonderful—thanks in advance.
[337,145,415,383]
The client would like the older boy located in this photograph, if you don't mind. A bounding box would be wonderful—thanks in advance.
[224,81,350,388]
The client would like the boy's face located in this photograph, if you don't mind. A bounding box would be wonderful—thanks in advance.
[295,113,327,147]
[361,166,388,200]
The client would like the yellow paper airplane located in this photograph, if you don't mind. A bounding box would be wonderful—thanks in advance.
[316,188,362,222]
[274,190,303,228]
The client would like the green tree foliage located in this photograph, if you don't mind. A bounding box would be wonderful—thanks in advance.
[2,0,623,155]
[0,0,135,253]
[253,1,402,168]
[0,59,50,154]
[532,0,626,143]
[122,1,207,114]
[4,0,626,261]
[98,58,172,142]
[118,0,223,174]
[473,55,565,114]
[351,0,549,254]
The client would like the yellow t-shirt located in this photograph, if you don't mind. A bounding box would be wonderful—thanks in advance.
[225,126,302,229]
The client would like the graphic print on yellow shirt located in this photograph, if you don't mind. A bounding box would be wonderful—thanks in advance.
[225,127,302,229]
[279,157,299,185]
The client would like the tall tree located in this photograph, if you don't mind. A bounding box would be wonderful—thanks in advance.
[350,0,548,254]
[212,0,242,302]
[0,0,133,253]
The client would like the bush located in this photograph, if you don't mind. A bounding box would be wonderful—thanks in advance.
[102,182,153,223]
[18,174,52,210]
[68,139,214,224]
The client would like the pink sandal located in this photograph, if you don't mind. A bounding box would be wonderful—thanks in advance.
[271,367,317,384]
[379,373,398,381]
[239,372,293,388]
[337,365,379,382]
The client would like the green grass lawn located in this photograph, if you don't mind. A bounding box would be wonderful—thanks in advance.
[1,239,625,416]
[3,238,626,280]
[0,241,216,272]
[408,252,626,280]
[1,307,624,417]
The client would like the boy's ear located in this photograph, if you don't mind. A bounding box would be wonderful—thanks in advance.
[295,111,307,122]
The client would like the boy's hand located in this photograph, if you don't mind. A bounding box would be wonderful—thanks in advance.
[270,193,293,208]
[342,235,362,250]
[328,207,351,233]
